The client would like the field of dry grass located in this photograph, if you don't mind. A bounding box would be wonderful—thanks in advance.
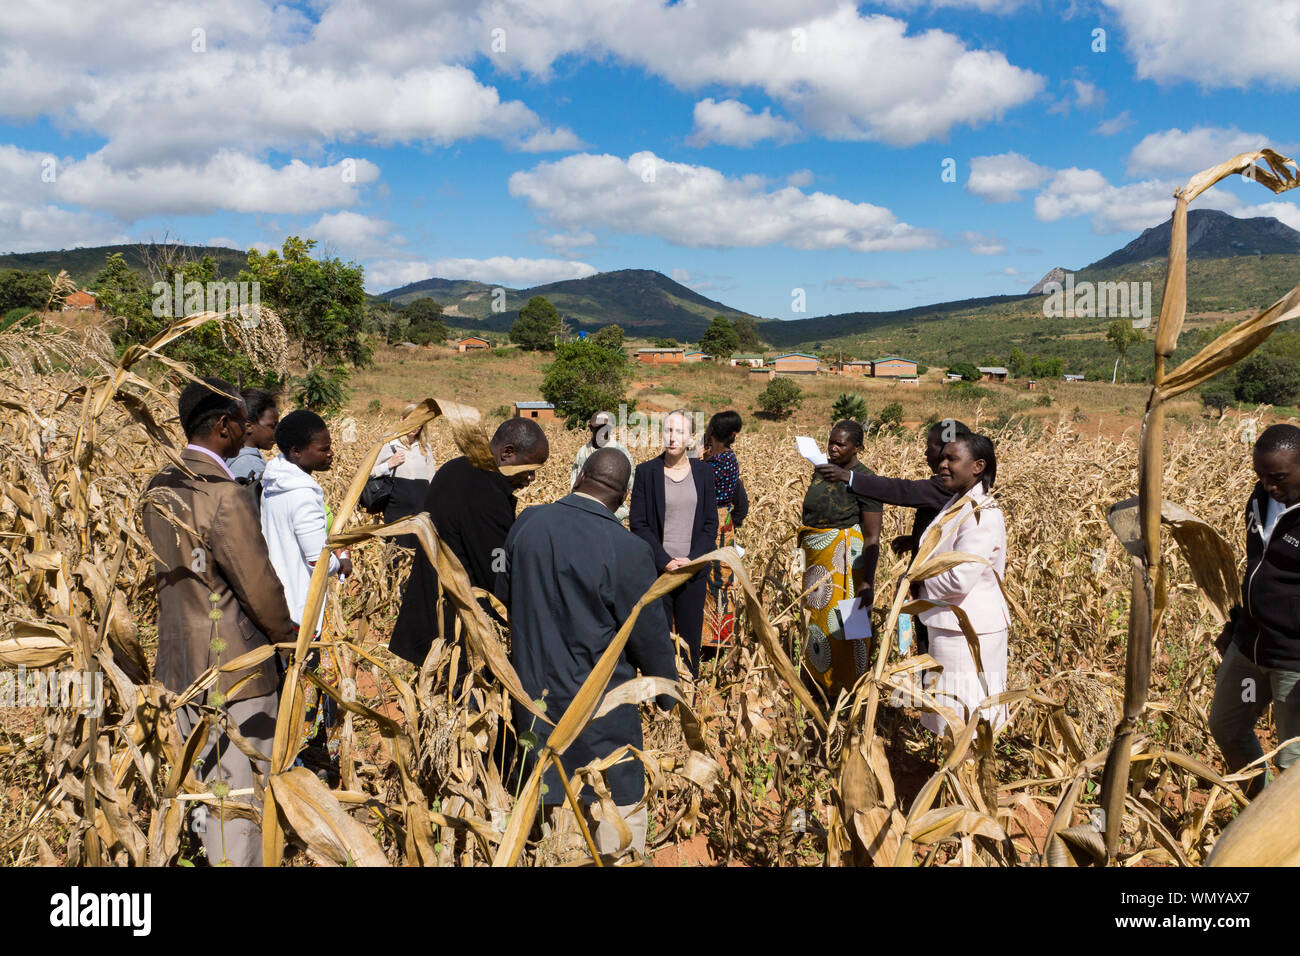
[3,305,1292,868]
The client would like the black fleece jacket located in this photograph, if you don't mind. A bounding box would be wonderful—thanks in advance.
[1237,482,1300,671]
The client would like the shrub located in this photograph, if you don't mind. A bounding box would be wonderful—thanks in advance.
[872,401,904,434]
[366,398,382,414]
[541,340,635,428]
[947,361,980,382]
[756,377,803,419]
[830,392,869,425]
[1233,353,1300,406]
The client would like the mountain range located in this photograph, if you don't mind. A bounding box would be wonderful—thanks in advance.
[6,209,1298,355]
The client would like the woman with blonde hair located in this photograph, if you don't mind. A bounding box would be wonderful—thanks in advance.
[371,403,437,548]
[629,409,717,676]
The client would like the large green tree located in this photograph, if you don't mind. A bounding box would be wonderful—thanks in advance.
[732,315,764,352]
[0,269,52,316]
[510,295,562,351]
[241,237,372,410]
[1233,353,1300,406]
[402,297,448,346]
[1106,320,1144,384]
[756,377,802,419]
[541,339,635,428]
[698,315,740,360]
[593,323,625,349]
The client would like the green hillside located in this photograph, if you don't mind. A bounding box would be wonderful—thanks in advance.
[0,243,248,288]
[379,268,757,339]
[771,254,1300,381]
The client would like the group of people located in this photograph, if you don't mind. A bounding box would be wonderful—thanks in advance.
[141,374,1300,866]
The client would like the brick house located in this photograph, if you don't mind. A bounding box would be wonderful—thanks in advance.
[770,352,819,375]
[512,401,556,421]
[635,347,685,365]
[457,336,490,352]
[871,356,918,378]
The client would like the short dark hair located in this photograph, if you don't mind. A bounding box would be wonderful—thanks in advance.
[831,419,865,448]
[707,410,743,447]
[492,417,547,457]
[953,432,997,491]
[1255,423,1300,457]
[275,409,329,455]
[929,418,972,442]
[241,388,278,423]
[178,377,243,440]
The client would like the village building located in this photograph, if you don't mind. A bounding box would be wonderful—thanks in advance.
[457,336,490,352]
[729,353,765,368]
[512,401,556,421]
[749,366,775,381]
[63,289,97,311]
[1026,380,1038,391]
[871,356,918,378]
[897,376,920,387]
[829,360,873,376]
[770,352,819,375]
[978,366,1009,383]
[635,347,685,365]
[945,372,964,382]
[1063,373,1085,382]
[683,350,710,363]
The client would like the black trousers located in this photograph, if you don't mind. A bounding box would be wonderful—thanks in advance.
[662,574,707,677]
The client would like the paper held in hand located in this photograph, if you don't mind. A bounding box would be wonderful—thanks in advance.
[834,597,873,641]
[796,436,827,466]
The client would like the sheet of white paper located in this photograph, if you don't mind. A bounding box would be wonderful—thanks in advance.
[734,544,746,558]
[796,435,827,466]
[835,597,873,641]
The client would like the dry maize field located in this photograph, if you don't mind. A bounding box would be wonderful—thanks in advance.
[0,306,1290,869]
[6,146,1300,867]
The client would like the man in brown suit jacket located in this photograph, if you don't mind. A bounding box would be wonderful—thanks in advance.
[142,377,297,866]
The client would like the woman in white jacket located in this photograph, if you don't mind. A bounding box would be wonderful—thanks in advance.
[261,410,351,773]
[916,432,1009,738]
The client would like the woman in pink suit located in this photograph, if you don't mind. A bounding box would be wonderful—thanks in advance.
[916,433,1009,737]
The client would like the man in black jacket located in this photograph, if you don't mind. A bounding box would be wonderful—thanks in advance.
[388,417,549,666]
[495,448,675,858]
[1209,424,1300,798]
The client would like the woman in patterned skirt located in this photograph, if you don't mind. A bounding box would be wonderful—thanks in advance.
[701,410,743,649]
[798,421,883,698]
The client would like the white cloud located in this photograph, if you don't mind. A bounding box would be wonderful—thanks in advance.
[1235,200,1300,231]
[0,201,129,254]
[205,237,243,250]
[1033,167,1179,233]
[480,2,1042,145]
[687,98,800,147]
[540,230,597,253]
[879,0,1030,10]
[1103,0,1300,88]
[365,255,597,292]
[509,151,940,252]
[0,145,380,221]
[306,211,400,259]
[786,169,815,187]
[1094,111,1134,137]
[1126,126,1279,177]
[966,152,1051,202]
[515,128,586,153]
[961,231,1007,255]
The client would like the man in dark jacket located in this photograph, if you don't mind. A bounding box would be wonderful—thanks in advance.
[495,448,675,857]
[1209,423,1300,797]
[388,417,549,666]
[142,377,298,866]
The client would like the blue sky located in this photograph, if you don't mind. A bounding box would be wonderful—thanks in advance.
[2,0,1298,320]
